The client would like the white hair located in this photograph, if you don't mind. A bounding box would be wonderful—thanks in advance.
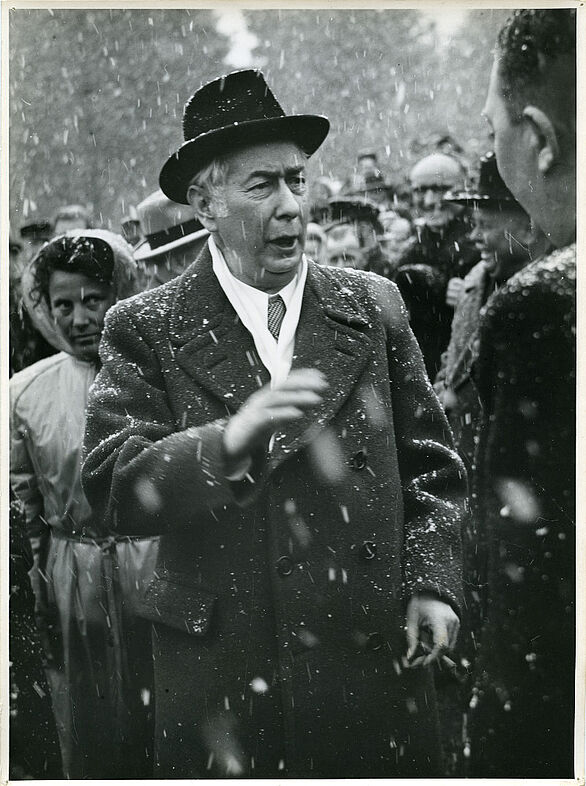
[188,157,229,216]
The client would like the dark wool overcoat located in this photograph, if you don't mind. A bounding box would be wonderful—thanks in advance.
[469,246,576,778]
[393,219,480,380]
[82,247,466,778]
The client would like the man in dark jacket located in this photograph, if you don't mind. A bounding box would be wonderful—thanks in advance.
[82,69,466,779]
[435,152,550,475]
[469,9,576,777]
[393,153,480,379]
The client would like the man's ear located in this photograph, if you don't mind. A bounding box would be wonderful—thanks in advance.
[187,185,218,232]
[522,105,560,174]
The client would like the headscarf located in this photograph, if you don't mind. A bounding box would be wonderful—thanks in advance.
[20,228,138,355]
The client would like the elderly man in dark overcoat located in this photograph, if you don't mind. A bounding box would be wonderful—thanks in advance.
[82,69,466,778]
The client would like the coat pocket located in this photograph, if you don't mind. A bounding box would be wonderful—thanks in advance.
[136,569,216,636]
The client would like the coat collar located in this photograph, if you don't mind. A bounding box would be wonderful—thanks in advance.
[169,246,375,464]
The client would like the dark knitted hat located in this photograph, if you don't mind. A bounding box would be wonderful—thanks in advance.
[445,151,519,206]
[159,69,330,204]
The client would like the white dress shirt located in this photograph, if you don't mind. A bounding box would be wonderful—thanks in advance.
[209,235,308,387]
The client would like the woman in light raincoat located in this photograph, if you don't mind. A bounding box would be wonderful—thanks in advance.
[10,229,158,778]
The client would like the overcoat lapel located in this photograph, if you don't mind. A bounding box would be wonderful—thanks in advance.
[269,262,375,468]
[169,247,269,410]
[168,249,376,464]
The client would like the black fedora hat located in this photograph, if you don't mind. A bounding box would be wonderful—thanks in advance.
[445,151,518,206]
[159,69,330,205]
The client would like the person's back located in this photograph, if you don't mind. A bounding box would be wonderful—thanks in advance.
[469,9,576,776]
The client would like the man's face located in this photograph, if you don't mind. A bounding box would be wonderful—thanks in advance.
[483,59,532,215]
[304,232,324,265]
[410,183,462,232]
[54,217,89,235]
[358,156,378,178]
[379,216,413,261]
[23,237,49,264]
[470,205,532,282]
[49,270,115,361]
[137,237,206,291]
[325,225,367,270]
[122,221,141,246]
[9,242,24,287]
[206,141,308,292]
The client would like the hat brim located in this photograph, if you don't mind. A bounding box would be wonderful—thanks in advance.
[134,227,209,261]
[159,115,330,205]
[444,191,515,206]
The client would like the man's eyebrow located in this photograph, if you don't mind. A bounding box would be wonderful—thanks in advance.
[244,165,305,182]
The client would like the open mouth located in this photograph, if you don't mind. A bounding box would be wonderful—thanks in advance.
[269,236,298,252]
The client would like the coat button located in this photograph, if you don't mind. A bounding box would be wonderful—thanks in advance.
[276,556,294,576]
[366,632,384,651]
[359,541,377,561]
[351,449,367,470]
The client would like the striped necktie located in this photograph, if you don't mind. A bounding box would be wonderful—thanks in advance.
[267,294,286,341]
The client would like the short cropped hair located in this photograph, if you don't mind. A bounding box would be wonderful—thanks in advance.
[496,9,576,119]
[30,235,114,308]
[188,157,230,212]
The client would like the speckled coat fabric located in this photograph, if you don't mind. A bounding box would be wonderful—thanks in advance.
[435,261,492,471]
[82,248,467,778]
[393,219,480,380]
[469,245,576,778]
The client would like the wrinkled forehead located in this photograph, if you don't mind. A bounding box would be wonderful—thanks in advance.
[326,224,360,248]
[224,140,308,179]
[48,269,113,297]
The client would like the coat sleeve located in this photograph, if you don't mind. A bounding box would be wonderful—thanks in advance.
[378,278,467,613]
[82,304,261,536]
[10,391,44,530]
[473,274,575,524]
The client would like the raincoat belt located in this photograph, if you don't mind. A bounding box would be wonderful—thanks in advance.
[46,530,158,746]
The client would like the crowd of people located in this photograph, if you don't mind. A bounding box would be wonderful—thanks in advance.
[8,8,575,780]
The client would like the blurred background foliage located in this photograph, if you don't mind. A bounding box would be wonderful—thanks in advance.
[9,7,510,230]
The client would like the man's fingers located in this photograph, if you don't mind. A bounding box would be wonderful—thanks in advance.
[265,389,324,410]
[277,368,328,392]
[405,602,419,659]
[264,405,305,425]
[422,643,444,667]
[447,616,460,650]
[422,621,449,666]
